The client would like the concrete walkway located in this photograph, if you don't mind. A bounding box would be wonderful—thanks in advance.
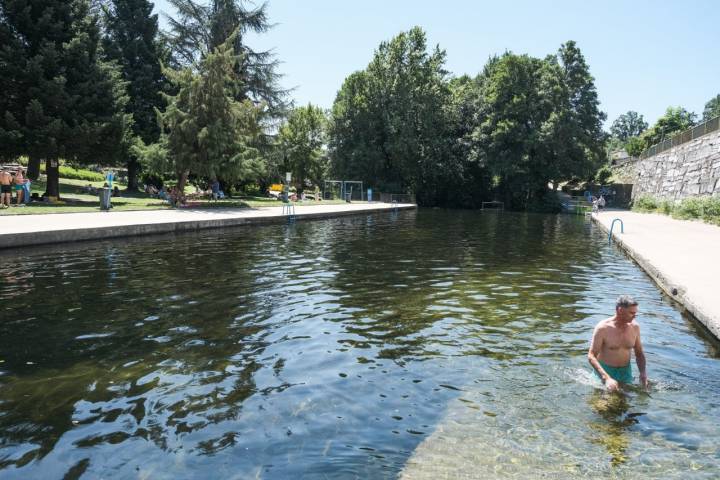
[0,202,415,249]
[593,209,720,340]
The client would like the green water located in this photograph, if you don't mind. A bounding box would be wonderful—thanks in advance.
[0,210,718,479]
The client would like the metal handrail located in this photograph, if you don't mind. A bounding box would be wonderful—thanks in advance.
[608,218,624,244]
[639,115,720,159]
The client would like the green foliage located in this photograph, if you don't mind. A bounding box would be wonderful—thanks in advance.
[632,195,720,226]
[673,197,704,219]
[632,195,659,212]
[703,94,720,122]
[102,0,166,189]
[624,136,645,157]
[277,104,328,191]
[700,196,720,224]
[59,165,105,181]
[658,199,674,215]
[595,165,613,184]
[641,106,697,148]
[474,41,606,209]
[155,32,264,189]
[329,27,455,205]
[610,111,647,141]
[0,0,130,197]
[165,0,287,115]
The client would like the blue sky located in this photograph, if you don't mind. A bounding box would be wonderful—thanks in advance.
[152,0,720,128]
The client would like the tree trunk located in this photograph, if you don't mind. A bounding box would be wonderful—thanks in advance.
[26,154,42,181]
[126,157,140,191]
[176,170,189,192]
[45,158,60,199]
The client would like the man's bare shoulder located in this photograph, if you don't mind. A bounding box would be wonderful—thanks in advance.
[594,317,615,331]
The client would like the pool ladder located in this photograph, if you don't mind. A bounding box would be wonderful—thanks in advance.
[282,203,296,223]
[608,218,624,244]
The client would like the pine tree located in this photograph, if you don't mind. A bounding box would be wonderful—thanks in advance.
[156,32,263,191]
[102,0,165,191]
[0,0,129,198]
[165,0,287,114]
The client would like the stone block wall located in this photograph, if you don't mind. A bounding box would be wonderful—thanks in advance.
[612,129,720,200]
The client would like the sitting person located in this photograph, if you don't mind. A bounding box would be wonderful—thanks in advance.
[112,186,121,197]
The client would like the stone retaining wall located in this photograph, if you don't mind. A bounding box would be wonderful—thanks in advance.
[612,129,720,200]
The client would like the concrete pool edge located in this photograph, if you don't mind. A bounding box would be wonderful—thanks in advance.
[0,203,417,250]
[591,211,720,341]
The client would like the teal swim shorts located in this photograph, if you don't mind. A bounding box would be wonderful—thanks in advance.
[596,360,633,384]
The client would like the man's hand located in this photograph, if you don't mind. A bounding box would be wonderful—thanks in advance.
[604,377,620,392]
[639,372,648,389]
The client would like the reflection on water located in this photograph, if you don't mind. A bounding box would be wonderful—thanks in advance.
[0,210,718,479]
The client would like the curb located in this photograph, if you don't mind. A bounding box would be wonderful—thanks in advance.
[0,204,416,250]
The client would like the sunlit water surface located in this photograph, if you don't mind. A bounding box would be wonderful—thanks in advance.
[0,210,718,479]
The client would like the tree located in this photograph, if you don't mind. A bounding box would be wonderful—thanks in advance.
[703,94,720,121]
[153,32,264,192]
[329,27,453,205]
[610,111,648,141]
[102,0,166,191]
[474,41,605,209]
[0,0,130,197]
[277,104,328,194]
[642,106,697,147]
[165,0,286,115]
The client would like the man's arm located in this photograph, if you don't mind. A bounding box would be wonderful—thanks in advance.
[588,324,619,391]
[634,324,648,387]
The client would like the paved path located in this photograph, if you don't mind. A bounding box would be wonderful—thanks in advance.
[593,209,720,340]
[0,203,415,249]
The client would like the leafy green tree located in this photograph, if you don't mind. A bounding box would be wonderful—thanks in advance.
[624,136,645,157]
[330,27,453,205]
[277,104,328,194]
[165,0,286,114]
[642,106,697,147]
[702,94,720,121]
[474,41,605,209]
[0,0,130,197]
[610,111,648,141]
[152,32,263,191]
[102,0,166,191]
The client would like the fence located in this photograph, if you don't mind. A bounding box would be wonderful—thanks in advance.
[639,115,720,159]
[379,193,416,204]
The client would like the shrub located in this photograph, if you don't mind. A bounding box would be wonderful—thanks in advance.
[633,195,658,212]
[700,196,720,225]
[624,136,646,157]
[595,165,613,184]
[58,165,105,182]
[659,199,674,215]
[673,197,704,220]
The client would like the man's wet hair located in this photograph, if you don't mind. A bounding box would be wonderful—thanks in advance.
[616,295,638,309]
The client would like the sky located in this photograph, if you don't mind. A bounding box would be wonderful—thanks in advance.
[152,0,720,128]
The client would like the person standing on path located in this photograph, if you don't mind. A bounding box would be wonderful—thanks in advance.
[588,295,648,392]
[14,168,25,205]
[0,169,12,208]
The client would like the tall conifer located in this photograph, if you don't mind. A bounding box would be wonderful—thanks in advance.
[102,0,165,190]
[0,0,128,197]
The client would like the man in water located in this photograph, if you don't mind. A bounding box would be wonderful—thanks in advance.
[588,295,648,392]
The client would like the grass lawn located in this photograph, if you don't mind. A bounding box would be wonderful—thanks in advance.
[0,177,355,215]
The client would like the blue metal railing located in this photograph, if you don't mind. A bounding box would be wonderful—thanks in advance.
[282,203,296,223]
[608,218,624,244]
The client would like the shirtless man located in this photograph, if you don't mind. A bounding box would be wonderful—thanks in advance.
[0,168,12,208]
[14,168,25,205]
[588,295,648,392]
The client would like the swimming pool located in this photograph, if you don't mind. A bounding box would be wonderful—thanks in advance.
[0,210,717,478]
